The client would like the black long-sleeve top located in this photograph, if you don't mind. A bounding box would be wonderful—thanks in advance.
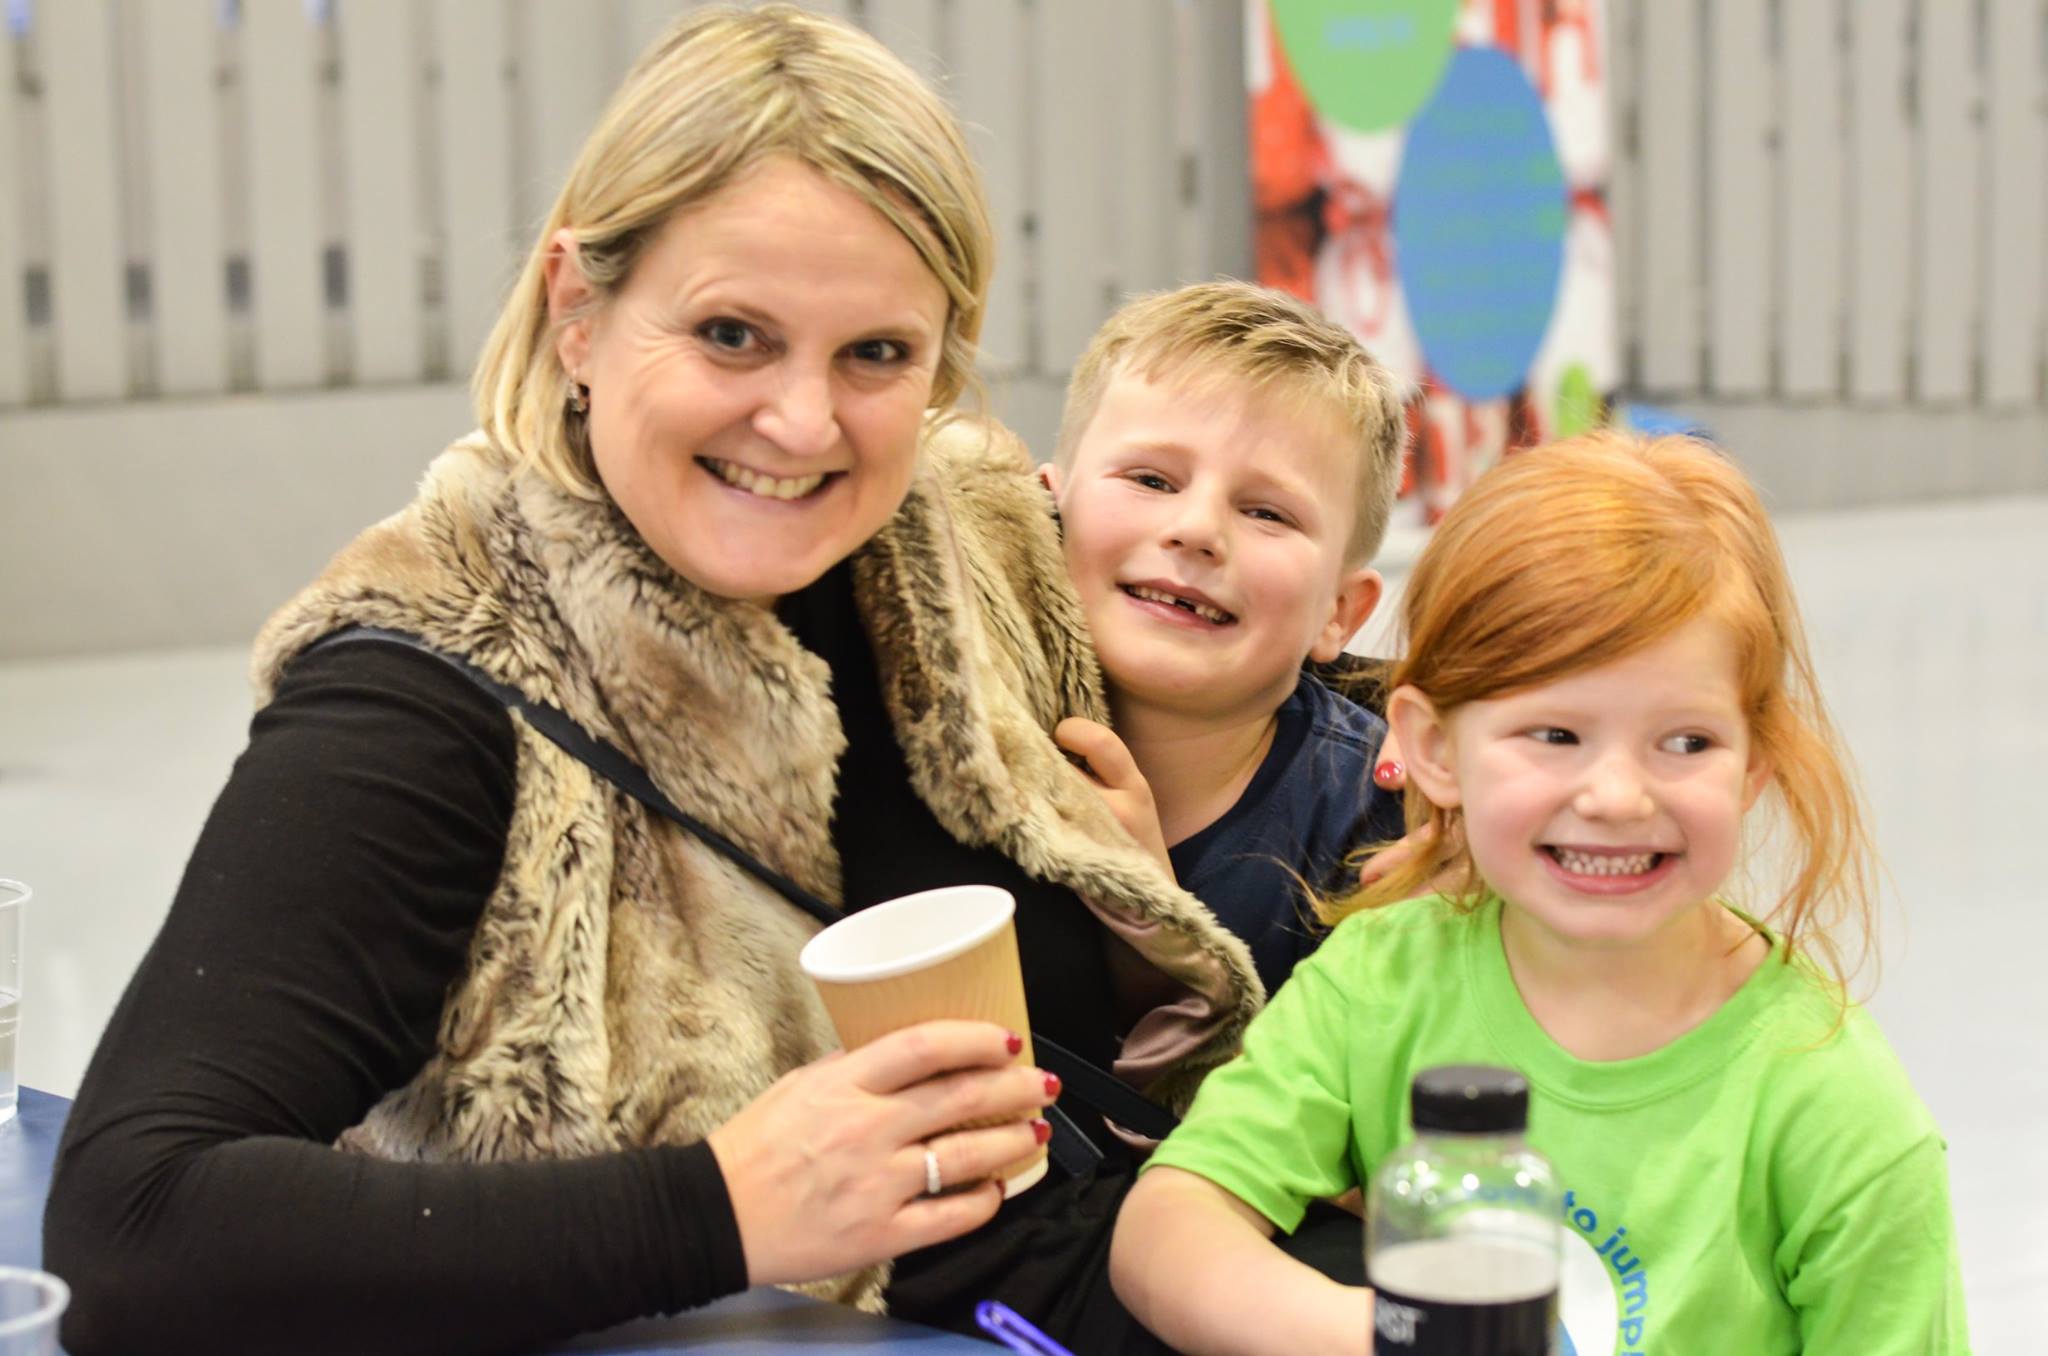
[46,561,1123,1355]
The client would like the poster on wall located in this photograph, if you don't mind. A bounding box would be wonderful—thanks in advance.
[1249,0,1615,540]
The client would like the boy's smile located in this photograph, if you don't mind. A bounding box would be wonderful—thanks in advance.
[1119,579,1235,627]
[1048,371,1380,724]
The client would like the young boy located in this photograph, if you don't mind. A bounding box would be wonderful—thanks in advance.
[1041,281,1409,996]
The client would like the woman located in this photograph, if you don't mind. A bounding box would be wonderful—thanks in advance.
[43,8,1258,1353]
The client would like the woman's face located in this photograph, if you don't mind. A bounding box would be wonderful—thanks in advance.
[549,158,951,604]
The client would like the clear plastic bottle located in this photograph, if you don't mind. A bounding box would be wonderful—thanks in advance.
[1367,1065,1560,1355]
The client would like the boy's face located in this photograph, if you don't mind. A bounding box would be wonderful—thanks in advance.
[1047,369,1381,722]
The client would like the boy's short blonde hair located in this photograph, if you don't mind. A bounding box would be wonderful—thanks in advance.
[1053,281,1407,564]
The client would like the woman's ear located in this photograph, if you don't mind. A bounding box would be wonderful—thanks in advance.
[1386,685,1461,810]
[542,229,593,381]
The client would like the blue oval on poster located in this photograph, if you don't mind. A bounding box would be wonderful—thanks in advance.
[1393,47,1567,401]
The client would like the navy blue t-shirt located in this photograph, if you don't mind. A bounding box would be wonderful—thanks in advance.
[1167,671,1405,996]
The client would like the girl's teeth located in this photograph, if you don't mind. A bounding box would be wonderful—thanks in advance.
[1127,585,1230,624]
[706,459,827,500]
[1552,848,1658,876]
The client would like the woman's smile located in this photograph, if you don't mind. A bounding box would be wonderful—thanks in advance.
[698,456,840,503]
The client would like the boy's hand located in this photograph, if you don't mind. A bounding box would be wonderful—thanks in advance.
[1055,717,1173,874]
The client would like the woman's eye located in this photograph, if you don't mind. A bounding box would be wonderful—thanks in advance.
[847,337,909,364]
[699,319,755,352]
[1660,733,1713,755]
[1529,727,1577,746]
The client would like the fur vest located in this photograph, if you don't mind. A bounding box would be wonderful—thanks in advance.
[250,418,1262,1308]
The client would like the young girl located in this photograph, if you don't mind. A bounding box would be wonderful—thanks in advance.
[1110,432,1969,1355]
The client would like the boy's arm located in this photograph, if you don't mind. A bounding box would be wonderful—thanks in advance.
[1055,716,1172,873]
[1112,1166,1371,1356]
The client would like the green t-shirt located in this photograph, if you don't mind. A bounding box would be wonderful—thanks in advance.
[1145,894,1969,1355]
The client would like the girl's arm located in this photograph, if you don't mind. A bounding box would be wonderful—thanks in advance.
[1112,1166,1371,1356]
[1787,1134,1971,1354]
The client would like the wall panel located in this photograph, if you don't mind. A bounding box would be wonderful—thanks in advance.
[41,0,127,400]
[1983,0,2046,408]
[1847,0,1912,402]
[1705,0,1771,394]
[340,0,426,383]
[1778,0,1845,399]
[140,1,231,396]
[242,0,327,389]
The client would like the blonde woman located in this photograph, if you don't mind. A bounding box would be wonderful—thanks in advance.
[45,9,1256,1353]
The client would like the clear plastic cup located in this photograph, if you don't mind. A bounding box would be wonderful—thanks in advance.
[0,1267,67,1354]
[0,882,24,1127]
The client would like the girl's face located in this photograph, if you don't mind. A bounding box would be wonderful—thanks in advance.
[1398,614,1771,955]
[547,157,950,605]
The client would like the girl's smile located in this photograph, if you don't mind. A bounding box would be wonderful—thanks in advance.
[1538,844,1682,894]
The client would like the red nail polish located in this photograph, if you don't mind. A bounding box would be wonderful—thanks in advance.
[1004,1031,1024,1057]
[1043,1072,1062,1100]
[1373,760,1403,788]
[1031,1117,1052,1145]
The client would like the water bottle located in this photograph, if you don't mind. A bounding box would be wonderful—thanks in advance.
[1367,1065,1560,1355]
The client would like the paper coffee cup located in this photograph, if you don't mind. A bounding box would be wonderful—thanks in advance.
[799,885,1048,1198]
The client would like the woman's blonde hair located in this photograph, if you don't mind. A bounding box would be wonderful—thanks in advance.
[473,3,994,496]
[1325,431,1877,993]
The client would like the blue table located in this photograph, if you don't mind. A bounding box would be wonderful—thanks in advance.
[1,1089,996,1353]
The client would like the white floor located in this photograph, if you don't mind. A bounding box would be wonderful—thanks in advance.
[3,495,2044,1348]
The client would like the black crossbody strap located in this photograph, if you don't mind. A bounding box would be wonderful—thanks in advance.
[308,626,1180,1151]
[316,626,835,927]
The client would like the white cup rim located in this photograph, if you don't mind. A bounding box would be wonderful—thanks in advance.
[0,881,27,910]
[799,885,1014,983]
[0,1266,68,1336]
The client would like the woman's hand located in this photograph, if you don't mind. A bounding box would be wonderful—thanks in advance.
[705,1020,1054,1287]
[1055,717,1173,873]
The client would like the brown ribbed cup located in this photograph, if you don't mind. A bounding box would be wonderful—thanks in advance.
[800,885,1048,1197]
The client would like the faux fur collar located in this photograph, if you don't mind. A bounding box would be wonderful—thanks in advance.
[252,417,1261,1123]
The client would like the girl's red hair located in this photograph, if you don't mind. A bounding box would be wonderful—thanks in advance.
[1327,432,1876,994]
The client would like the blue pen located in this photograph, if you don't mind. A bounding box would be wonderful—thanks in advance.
[973,1300,1077,1356]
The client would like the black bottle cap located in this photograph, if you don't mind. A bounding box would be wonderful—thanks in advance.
[1410,1065,1530,1134]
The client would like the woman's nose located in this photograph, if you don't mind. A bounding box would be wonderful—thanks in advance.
[1573,751,1655,822]
[753,365,840,458]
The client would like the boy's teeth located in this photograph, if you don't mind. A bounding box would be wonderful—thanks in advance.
[705,459,827,500]
[1551,848,1659,876]
[1127,585,1230,623]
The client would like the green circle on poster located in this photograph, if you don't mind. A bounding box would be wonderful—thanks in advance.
[1555,364,1600,437]
[1268,0,1461,132]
